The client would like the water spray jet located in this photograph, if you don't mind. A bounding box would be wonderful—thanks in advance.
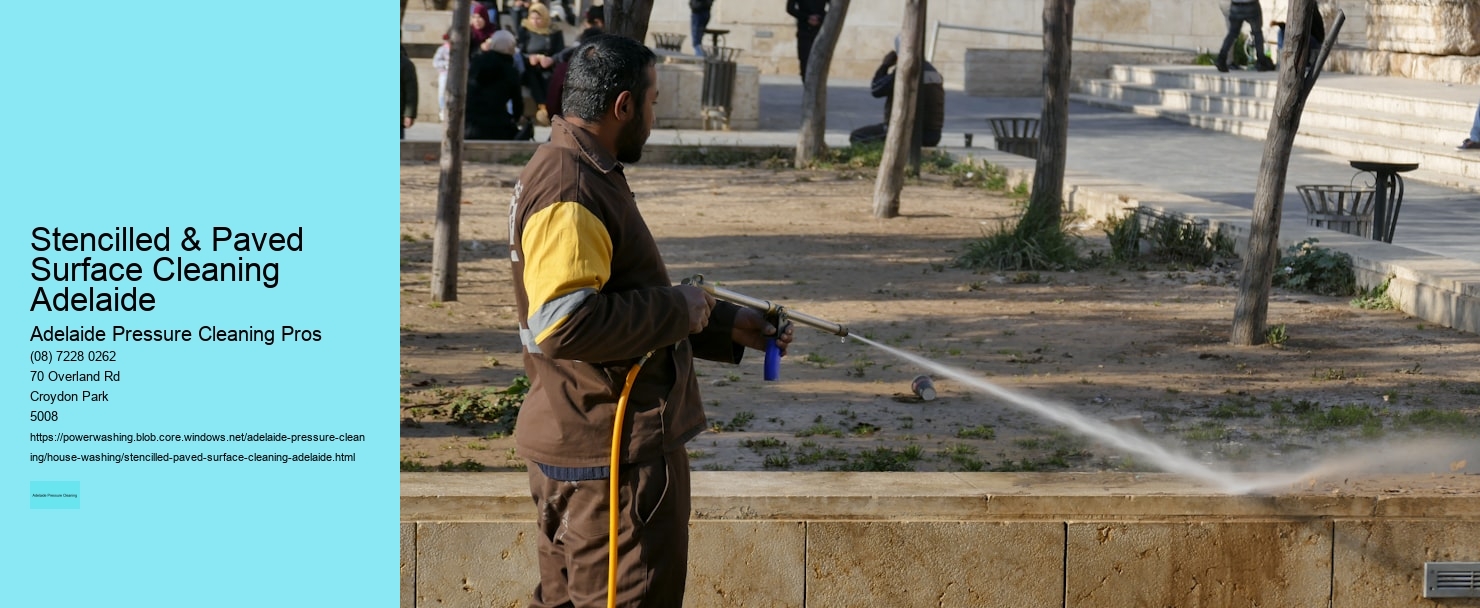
[680,277,1466,495]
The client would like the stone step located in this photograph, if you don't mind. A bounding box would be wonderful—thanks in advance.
[1076,64,1480,192]
[1076,79,1460,147]
[1106,65,1476,123]
[1070,92,1480,190]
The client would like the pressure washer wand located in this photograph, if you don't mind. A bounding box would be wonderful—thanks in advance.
[682,275,849,381]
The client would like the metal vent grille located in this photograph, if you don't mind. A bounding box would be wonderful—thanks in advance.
[1425,562,1480,598]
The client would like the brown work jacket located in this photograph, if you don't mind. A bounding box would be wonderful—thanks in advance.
[509,117,743,467]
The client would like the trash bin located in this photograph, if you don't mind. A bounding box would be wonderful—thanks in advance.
[701,46,741,130]
[1297,185,1375,238]
[651,32,684,52]
[987,117,1040,159]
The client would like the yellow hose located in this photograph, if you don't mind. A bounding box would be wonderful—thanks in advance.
[607,353,650,608]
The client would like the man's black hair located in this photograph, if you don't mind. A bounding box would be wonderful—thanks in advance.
[561,34,657,122]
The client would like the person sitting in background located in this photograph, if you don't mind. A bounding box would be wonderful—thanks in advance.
[1460,100,1480,150]
[466,30,524,140]
[518,2,565,125]
[470,2,498,55]
[400,45,418,139]
[848,45,945,148]
[584,4,604,29]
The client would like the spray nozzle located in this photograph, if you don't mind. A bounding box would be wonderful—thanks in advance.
[681,275,849,338]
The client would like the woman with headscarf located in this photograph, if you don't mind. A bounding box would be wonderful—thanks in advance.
[465,30,524,140]
[517,2,564,124]
[469,2,499,55]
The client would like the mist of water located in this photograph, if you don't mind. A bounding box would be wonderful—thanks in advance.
[847,334,1441,495]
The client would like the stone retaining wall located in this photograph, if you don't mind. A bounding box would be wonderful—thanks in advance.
[401,472,1480,607]
[965,49,1195,97]
[1365,0,1480,56]
[1326,49,1480,85]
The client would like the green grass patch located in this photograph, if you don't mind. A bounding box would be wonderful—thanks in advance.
[1182,421,1229,442]
[795,423,843,438]
[741,437,787,451]
[434,458,485,472]
[722,411,756,432]
[1399,409,1473,430]
[1210,398,1261,419]
[957,424,997,440]
[1301,404,1378,431]
[794,445,849,465]
[840,446,924,472]
[762,454,792,469]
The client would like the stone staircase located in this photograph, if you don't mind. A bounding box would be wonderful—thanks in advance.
[1072,65,1480,193]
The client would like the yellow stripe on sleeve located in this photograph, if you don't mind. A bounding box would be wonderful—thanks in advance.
[521,201,613,344]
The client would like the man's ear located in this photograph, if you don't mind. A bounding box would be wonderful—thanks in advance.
[613,90,634,121]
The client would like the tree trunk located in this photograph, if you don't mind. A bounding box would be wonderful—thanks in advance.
[1020,0,1074,235]
[1230,0,1338,345]
[794,0,851,168]
[871,0,926,219]
[432,0,472,303]
[605,0,655,42]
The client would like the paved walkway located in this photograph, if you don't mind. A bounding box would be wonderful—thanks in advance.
[405,72,1480,265]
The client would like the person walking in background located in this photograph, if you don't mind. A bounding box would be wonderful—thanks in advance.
[1460,100,1480,150]
[787,0,827,82]
[690,0,714,57]
[552,0,577,26]
[400,45,418,139]
[1215,0,1273,72]
[509,34,791,606]
[848,43,945,148]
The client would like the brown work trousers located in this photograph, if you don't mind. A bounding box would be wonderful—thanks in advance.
[527,449,690,608]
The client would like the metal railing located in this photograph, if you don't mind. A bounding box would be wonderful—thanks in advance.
[927,21,1203,62]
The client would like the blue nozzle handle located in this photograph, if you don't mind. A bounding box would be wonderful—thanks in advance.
[764,338,781,381]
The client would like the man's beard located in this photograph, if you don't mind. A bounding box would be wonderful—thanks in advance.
[615,103,647,164]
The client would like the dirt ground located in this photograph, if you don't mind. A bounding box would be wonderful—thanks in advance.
[399,161,1480,479]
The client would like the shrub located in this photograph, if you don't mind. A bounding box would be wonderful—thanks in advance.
[1272,238,1357,297]
[955,221,1079,271]
[1102,211,1142,262]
